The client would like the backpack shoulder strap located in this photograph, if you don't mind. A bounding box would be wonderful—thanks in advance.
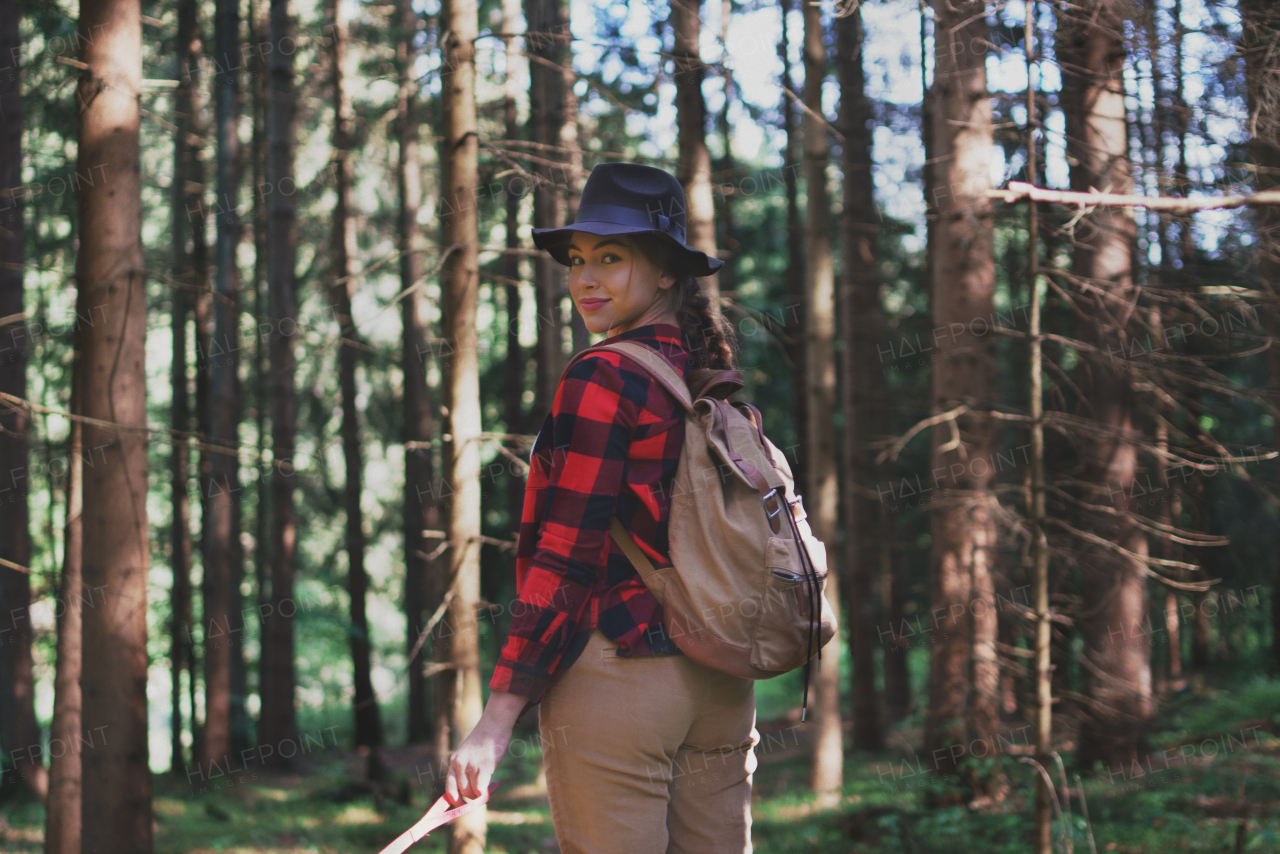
[608,516,660,585]
[593,340,695,412]
[557,340,695,413]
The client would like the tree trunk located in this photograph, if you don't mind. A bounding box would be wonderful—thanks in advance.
[328,0,382,755]
[800,0,842,794]
[75,0,154,841]
[202,0,243,776]
[558,0,587,356]
[249,0,270,711]
[923,0,1000,794]
[192,21,215,760]
[398,0,436,749]
[1058,0,1153,771]
[715,0,738,297]
[169,0,206,777]
[1241,0,1280,675]
[45,397,83,854]
[1022,6,1050,847]
[880,543,911,720]
[503,0,525,535]
[672,0,719,306]
[260,0,299,760]
[837,4,884,753]
[779,0,805,492]
[0,0,46,800]
[1190,589,1210,670]
[526,0,567,424]
[169,297,194,780]
[440,0,487,848]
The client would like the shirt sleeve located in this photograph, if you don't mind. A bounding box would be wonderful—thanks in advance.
[489,353,643,702]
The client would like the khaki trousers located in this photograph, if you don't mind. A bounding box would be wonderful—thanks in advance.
[538,628,759,854]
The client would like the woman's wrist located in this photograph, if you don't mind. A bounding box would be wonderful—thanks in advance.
[478,689,528,732]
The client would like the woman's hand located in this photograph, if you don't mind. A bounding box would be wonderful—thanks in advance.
[444,690,528,806]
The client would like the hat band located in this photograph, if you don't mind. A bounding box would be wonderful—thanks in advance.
[574,204,686,244]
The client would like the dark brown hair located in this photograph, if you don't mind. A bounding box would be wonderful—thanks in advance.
[628,234,738,370]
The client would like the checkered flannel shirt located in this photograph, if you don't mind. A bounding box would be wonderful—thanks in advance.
[489,323,693,703]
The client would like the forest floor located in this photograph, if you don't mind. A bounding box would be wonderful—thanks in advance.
[2,678,1278,853]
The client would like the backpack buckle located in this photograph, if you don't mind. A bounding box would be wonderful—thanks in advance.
[763,488,784,519]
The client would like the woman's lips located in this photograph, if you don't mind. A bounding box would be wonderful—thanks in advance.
[579,297,609,312]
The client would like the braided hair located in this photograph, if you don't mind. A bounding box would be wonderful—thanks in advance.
[629,234,738,370]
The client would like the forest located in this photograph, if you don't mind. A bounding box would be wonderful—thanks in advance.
[0,0,1278,851]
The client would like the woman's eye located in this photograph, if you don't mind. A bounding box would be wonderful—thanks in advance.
[569,256,584,266]
[601,253,621,263]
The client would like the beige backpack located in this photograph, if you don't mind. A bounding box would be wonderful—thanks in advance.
[569,340,838,720]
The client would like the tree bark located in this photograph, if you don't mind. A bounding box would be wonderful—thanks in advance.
[440,0,487,848]
[328,0,382,755]
[1058,0,1153,771]
[672,0,719,306]
[0,0,46,800]
[75,0,154,841]
[923,0,1000,794]
[169,0,206,777]
[880,544,910,720]
[1241,0,1280,675]
[249,0,270,712]
[836,5,884,753]
[779,0,805,493]
[260,0,299,760]
[398,0,437,749]
[503,0,525,535]
[202,0,243,776]
[715,0,738,297]
[558,0,587,357]
[800,0,842,794]
[526,0,567,424]
[44,393,83,854]
[1022,5,1050,847]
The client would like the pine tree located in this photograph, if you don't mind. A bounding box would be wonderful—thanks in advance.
[0,0,45,801]
[261,0,300,759]
[837,2,884,752]
[526,0,568,422]
[800,0,842,794]
[45,389,83,854]
[1241,0,1280,675]
[1059,0,1153,770]
[673,0,719,304]
[440,0,487,847]
[328,0,383,757]
[398,0,437,749]
[923,0,1000,797]
[202,0,243,774]
[75,0,154,841]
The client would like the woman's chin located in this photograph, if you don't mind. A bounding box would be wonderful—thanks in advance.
[582,316,617,336]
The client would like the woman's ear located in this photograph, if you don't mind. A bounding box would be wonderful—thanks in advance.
[656,269,677,291]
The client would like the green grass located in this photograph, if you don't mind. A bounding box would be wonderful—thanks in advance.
[3,682,1279,853]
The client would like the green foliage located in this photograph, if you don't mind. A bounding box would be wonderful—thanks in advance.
[3,678,1280,852]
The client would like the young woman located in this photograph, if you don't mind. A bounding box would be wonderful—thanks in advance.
[442,163,759,853]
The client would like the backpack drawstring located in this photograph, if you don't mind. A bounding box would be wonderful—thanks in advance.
[782,491,821,723]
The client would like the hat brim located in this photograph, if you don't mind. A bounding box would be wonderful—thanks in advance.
[532,222,725,278]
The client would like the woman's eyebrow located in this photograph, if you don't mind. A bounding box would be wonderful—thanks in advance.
[569,238,626,253]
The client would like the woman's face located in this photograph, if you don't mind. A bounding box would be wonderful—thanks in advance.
[566,234,677,336]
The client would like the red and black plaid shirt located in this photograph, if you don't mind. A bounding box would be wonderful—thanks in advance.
[489,323,693,702]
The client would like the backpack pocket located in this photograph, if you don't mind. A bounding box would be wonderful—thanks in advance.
[749,536,828,672]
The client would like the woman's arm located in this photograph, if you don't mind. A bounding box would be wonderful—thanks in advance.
[488,352,643,699]
[445,353,643,804]
[443,689,527,805]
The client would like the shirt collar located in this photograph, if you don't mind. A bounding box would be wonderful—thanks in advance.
[610,322,686,348]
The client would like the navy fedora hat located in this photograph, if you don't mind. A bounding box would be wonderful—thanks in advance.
[532,162,725,278]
